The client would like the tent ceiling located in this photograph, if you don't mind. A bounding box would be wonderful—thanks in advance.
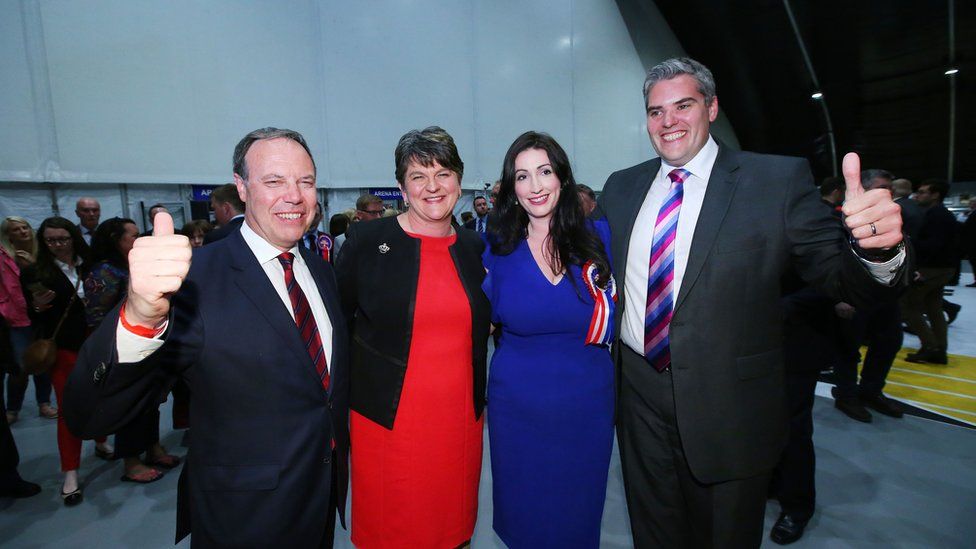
[649,0,975,184]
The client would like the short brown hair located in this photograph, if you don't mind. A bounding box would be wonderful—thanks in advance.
[394,126,463,185]
[211,183,245,213]
[356,194,384,211]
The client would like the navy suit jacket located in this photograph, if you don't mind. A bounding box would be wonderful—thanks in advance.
[203,215,245,245]
[64,229,349,548]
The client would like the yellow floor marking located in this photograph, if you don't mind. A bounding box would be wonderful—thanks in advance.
[850,347,976,425]
[886,371,976,397]
[884,385,976,413]
[884,380,976,400]
[888,367,976,385]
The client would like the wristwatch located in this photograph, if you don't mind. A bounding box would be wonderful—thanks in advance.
[851,238,906,263]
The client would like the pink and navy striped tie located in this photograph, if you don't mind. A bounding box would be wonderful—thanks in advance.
[644,168,690,371]
[278,252,330,391]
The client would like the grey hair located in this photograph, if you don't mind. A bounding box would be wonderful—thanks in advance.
[232,127,316,181]
[643,57,717,107]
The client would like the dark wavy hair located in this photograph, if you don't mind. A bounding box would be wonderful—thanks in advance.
[489,131,611,288]
[35,216,91,284]
[91,217,137,268]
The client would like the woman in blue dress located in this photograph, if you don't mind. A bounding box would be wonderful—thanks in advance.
[483,131,616,548]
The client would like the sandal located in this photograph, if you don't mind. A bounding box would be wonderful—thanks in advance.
[95,446,117,461]
[39,403,59,419]
[145,454,181,469]
[120,468,164,484]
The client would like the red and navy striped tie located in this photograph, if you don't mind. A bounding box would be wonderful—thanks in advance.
[278,252,330,391]
[644,168,690,371]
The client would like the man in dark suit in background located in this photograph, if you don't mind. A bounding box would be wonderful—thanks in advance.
[204,183,246,244]
[463,195,490,233]
[65,127,348,548]
[892,177,923,240]
[903,179,959,364]
[598,57,907,548]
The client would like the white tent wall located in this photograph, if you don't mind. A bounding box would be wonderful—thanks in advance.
[1,0,734,219]
[0,183,190,233]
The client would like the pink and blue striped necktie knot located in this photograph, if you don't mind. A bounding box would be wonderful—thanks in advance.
[644,168,690,371]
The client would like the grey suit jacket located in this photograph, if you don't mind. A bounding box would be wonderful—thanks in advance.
[599,143,907,484]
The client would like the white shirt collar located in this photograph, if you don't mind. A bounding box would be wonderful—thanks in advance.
[660,135,719,181]
[240,220,302,266]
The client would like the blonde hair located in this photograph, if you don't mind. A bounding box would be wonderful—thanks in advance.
[0,216,38,261]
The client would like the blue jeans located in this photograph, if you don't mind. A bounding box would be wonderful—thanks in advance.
[4,326,54,412]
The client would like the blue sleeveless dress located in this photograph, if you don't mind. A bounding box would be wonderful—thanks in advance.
[482,221,615,548]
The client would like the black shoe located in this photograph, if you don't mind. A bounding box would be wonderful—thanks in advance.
[944,301,961,324]
[905,349,948,365]
[861,393,904,418]
[834,397,872,422]
[770,512,809,545]
[967,282,976,288]
[61,487,83,507]
[0,478,42,499]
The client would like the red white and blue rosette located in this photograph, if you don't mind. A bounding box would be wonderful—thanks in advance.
[582,260,616,346]
[316,233,333,262]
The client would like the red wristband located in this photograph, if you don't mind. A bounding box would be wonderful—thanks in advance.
[120,302,165,338]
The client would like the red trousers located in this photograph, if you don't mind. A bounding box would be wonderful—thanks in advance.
[49,349,105,472]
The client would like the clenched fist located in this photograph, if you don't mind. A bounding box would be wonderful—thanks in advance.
[125,212,192,328]
[840,152,904,250]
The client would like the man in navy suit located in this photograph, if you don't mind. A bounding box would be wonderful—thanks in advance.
[65,128,348,548]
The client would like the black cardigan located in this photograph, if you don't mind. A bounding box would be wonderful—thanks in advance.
[335,216,490,429]
[21,262,89,352]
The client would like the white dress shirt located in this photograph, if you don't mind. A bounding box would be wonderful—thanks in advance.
[620,136,904,356]
[117,221,334,368]
[54,258,85,297]
[620,137,719,354]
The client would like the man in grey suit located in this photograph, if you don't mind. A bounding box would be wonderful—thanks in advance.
[598,57,907,547]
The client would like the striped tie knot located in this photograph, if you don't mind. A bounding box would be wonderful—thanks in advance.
[278,252,295,270]
[668,168,691,186]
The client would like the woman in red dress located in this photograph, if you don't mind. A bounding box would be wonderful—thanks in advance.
[336,126,491,548]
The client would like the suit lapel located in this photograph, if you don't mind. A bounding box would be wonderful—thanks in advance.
[674,146,740,313]
[226,232,325,391]
[615,159,660,278]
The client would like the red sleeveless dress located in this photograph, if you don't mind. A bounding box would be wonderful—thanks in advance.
[350,232,484,548]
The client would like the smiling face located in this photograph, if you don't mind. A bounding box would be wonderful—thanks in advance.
[234,137,317,251]
[399,159,461,229]
[646,74,718,167]
[513,148,561,222]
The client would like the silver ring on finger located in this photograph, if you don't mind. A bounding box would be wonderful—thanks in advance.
[869,222,877,236]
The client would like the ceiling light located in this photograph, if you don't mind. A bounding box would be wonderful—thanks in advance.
[945,68,959,75]
[811,92,823,100]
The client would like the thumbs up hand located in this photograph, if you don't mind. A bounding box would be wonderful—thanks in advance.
[125,212,192,329]
[840,152,903,250]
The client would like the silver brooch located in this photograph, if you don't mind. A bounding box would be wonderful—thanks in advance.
[378,243,390,254]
